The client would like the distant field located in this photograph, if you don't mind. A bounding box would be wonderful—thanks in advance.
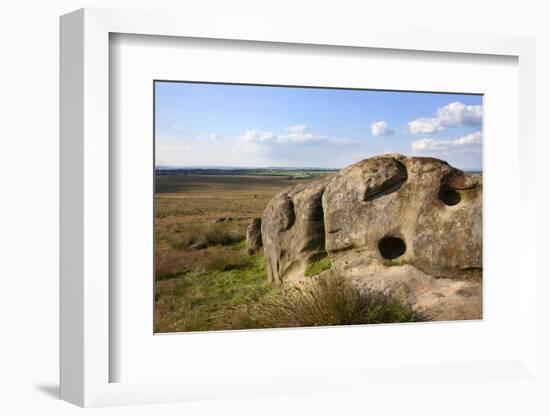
[154,173,315,332]
[156,167,337,180]
[155,174,304,195]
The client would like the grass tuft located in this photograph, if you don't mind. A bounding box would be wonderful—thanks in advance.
[232,271,424,329]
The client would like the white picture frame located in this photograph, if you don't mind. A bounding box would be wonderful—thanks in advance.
[60,7,538,408]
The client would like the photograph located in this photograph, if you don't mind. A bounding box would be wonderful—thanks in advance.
[154,81,483,333]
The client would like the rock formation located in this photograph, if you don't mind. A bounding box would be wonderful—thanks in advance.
[259,154,483,320]
[262,175,334,282]
[245,217,263,254]
[323,154,482,279]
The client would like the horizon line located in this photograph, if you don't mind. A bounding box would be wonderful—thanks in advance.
[155,165,483,172]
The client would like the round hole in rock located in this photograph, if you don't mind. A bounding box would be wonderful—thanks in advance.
[438,186,461,206]
[378,236,406,260]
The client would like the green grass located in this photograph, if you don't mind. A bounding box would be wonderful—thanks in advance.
[304,256,332,277]
[155,253,274,332]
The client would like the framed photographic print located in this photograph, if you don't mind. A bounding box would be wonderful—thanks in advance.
[60,7,539,408]
[153,81,484,334]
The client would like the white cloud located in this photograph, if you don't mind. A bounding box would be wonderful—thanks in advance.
[278,132,325,144]
[157,125,367,168]
[454,132,482,146]
[192,133,223,141]
[240,127,338,145]
[286,124,309,134]
[240,130,277,142]
[411,131,482,154]
[370,120,395,137]
[408,101,483,134]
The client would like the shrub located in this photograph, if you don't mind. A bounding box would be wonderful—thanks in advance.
[233,271,424,329]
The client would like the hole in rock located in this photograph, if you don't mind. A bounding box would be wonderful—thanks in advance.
[439,186,461,206]
[378,236,406,260]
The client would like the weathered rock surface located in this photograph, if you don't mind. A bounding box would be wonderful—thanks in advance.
[245,217,263,254]
[323,154,482,279]
[261,174,334,283]
[260,154,483,320]
[345,264,482,322]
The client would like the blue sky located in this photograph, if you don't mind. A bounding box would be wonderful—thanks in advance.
[155,82,483,170]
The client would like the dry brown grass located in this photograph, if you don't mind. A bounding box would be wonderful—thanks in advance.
[164,222,245,250]
[156,246,249,280]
